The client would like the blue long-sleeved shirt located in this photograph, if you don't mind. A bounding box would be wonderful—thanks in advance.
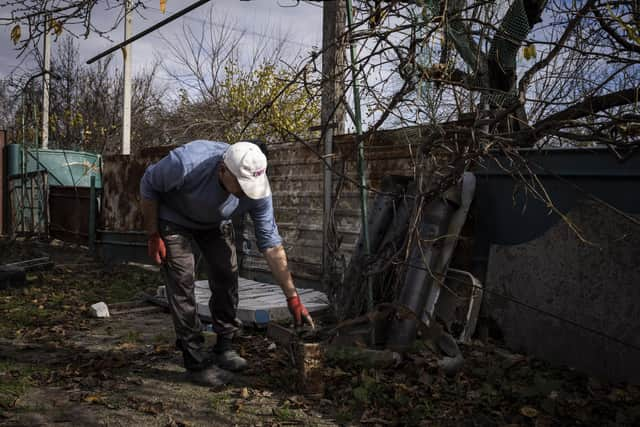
[139,140,282,251]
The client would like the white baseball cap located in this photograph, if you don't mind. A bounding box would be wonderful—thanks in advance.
[223,141,271,199]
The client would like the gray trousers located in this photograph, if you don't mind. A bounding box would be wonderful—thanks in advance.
[159,219,241,368]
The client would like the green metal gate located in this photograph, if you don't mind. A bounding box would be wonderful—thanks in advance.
[6,143,102,240]
[7,170,49,236]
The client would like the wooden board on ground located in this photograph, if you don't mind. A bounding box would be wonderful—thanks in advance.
[155,277,329,327]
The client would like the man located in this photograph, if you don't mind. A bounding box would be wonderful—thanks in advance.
[140,140,314,385]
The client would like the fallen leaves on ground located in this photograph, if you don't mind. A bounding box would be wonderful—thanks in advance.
[1,238,639,426]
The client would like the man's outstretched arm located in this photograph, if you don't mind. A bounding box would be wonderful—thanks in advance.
[263,245,315,329]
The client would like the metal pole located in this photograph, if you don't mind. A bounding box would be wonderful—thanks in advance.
[42,18,51,149]
[89,175,96,254]
[346,0,372,312]
[121,0,132,155]
[322,127,333,282]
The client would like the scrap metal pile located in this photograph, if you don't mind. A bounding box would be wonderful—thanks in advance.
[324,170,482,373]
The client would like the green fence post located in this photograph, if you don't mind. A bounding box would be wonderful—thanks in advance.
[346,0,373,314]
[89,175,96,255]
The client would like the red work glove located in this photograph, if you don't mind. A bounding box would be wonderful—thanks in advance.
[287,294,315,329]
[148,232,166,265]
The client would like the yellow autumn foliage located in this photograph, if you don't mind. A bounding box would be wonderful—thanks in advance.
[11,25,21,44]
[50,19,63,36]
[523,44,536,60]
[221,61,320,143]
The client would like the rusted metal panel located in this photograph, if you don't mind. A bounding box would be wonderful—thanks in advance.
[100,146,174,230]
[49,185,92,244]
[101,155,146,230]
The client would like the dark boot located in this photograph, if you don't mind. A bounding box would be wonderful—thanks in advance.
[177,338,213,371]
[213,335,247,372]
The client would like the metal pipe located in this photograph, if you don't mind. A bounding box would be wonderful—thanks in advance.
[322,126,333,285]
[86,0,212,65]
[346,0,372,312]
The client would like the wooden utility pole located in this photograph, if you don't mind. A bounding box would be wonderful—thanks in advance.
[321,0,346,135]
[321,0,346,283]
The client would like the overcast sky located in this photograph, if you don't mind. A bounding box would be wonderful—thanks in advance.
[0,0,323,80]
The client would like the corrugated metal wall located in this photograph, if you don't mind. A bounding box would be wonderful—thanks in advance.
[100,132,420,285]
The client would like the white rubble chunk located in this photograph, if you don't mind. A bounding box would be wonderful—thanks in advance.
[90,302,110,318]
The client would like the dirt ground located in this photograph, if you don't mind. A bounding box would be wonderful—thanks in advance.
[1,238,639,427]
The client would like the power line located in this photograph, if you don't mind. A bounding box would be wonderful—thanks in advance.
[144,5,319,50]
[87,0,213,64]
